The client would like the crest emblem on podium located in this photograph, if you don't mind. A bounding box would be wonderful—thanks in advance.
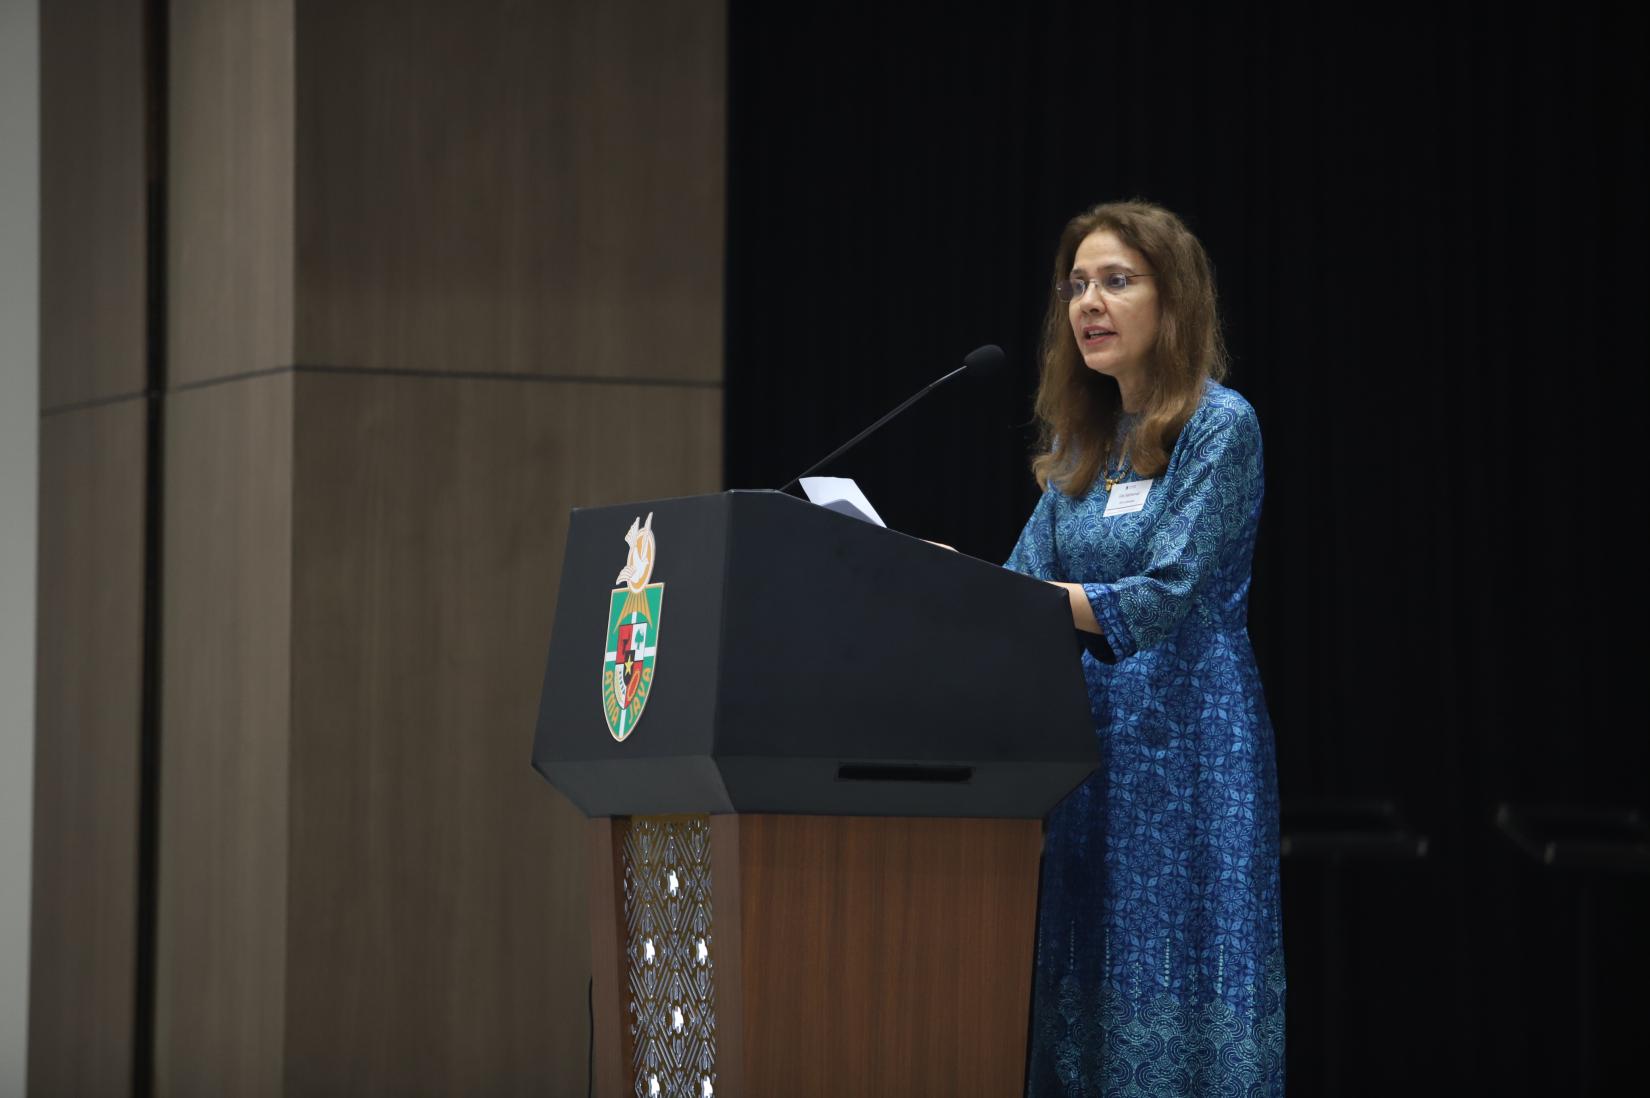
[602,512,664,742]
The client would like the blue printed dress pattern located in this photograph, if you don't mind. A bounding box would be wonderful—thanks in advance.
[1005,381,1285,1097]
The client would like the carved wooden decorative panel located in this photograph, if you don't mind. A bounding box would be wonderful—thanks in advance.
[622,815,717,1098]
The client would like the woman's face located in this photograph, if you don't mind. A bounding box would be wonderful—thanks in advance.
[1067,229,1160,393]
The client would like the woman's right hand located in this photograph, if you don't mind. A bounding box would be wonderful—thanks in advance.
[1050,580,1102,634]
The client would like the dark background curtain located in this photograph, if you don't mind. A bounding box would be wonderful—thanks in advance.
[725,2,1649,1093]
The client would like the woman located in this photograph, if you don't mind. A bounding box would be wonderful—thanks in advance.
[1005,200,1284,1096]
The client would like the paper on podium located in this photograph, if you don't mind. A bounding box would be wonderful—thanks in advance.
[799,476,887,527]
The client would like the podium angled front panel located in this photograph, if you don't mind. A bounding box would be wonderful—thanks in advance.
[533,491,1096,818]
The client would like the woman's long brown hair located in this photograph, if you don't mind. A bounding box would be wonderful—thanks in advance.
[1031,200,1228,496]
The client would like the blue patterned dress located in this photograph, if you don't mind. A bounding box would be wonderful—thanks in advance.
[1005,381,1285,1097]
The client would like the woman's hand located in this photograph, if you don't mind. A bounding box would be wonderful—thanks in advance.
[1050,581,1102,634]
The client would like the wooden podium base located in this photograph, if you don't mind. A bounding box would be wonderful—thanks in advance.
[589,814,1044,1098]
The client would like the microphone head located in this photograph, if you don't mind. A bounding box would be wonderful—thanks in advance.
[962,343,1007,378]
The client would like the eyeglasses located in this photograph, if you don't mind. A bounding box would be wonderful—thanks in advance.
[1055,272,1154,302]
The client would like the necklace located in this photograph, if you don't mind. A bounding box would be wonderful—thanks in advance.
[1104,413,1139,492]
[1103,445,1131,493]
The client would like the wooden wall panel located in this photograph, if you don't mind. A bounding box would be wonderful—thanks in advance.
[168,0,295,387]
[154,374,294,1098]
[283,372,721,1095]
[144,1,725,1093]
[294,0,726,383]
[38,0,146,409]
[28,402,147,1098]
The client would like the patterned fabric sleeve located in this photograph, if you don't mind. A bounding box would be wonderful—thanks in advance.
[1082,400,1262,660]
[1004,483,1059,580]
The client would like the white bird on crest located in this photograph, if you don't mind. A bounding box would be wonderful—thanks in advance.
[615,512,656,592]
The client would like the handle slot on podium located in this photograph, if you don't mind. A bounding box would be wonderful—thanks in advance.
[836,763,974,784]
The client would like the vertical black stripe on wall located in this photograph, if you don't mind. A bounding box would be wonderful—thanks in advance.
[132,0,167,1093]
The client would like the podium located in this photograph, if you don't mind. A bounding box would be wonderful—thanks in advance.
[533,491,1096,1097]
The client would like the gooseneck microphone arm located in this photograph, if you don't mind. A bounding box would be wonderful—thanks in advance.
[777,366,966,495]
[776,344,1005,495]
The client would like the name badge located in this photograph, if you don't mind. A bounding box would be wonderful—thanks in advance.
[1103,478,1153,517]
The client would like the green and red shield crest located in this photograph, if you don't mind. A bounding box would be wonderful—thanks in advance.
[602,513,663,741]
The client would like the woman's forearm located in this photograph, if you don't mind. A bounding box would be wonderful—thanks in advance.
[1052,581,1102,634]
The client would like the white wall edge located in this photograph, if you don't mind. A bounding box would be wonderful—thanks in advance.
[0,0,40,1093]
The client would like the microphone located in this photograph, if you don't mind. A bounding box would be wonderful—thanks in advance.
[777,344,1006,494]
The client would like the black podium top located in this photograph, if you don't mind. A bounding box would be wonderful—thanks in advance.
[531,490,1096,818]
